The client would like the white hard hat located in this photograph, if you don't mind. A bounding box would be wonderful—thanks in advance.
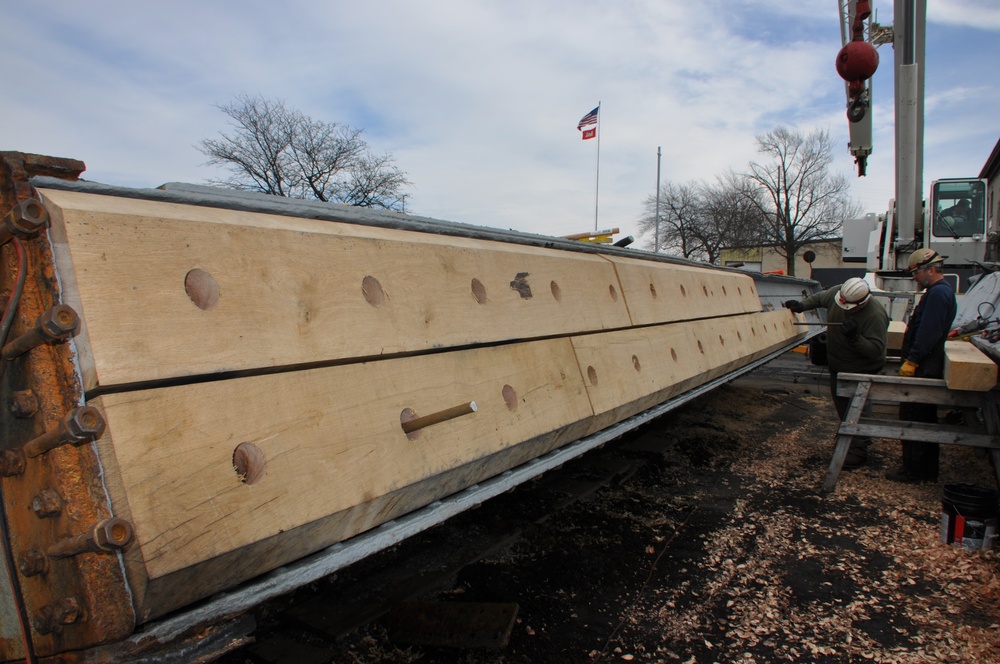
[835,277,871,310]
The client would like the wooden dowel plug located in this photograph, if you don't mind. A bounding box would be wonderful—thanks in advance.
[402,401,478,434]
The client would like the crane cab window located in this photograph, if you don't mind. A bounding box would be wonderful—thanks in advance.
[932,180,986,238]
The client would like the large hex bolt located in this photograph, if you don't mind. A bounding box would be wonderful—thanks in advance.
[32,596,82,635]
[22,406,106,458]
[1,304,80,360]
[0,198,49,247]
[0,449,26,477]
[46,518,133,560]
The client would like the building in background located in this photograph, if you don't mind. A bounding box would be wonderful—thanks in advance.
[720,239,859,287]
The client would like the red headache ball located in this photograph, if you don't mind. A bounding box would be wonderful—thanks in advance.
[836,41,879,82]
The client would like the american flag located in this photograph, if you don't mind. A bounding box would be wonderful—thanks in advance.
[577,106,599,130]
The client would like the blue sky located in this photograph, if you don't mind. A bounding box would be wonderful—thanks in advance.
[1,0,997,247]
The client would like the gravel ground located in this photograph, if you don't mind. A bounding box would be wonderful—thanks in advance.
[225,354,1000,664]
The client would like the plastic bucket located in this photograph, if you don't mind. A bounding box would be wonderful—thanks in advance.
[941,483,1000,551]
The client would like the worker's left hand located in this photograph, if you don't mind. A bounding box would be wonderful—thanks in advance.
[899,359,919,377]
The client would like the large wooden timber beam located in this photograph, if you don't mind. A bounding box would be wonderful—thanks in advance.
[0,152,811,660]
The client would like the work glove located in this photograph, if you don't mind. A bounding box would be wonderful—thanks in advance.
[784,300,805,313]
[899,359,919,377]
[842,318,860,340]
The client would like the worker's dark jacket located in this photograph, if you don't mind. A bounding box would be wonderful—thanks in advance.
[798,285,889,374]
[901,279,957,378]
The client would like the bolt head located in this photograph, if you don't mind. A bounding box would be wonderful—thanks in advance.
[93,518,133,550]
[38,305,80,339]
[8,390,38,418]
[30,488,62,518]
[63,406,106,442]
[9,199,49,235]
[18,548,48,577]
[0,449,25,477]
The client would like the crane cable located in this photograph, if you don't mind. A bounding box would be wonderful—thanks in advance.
[0,236,39,664]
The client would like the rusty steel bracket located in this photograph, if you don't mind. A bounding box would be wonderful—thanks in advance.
[0,151,136,659]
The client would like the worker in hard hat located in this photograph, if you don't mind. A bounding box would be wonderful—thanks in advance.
[886,248,957,483]
[785,277,889,469]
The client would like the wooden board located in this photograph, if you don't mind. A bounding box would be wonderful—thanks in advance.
[606,255,761,325]
[42,189,630,389]
[572,311,802,430]
[92,338,594,616]
[88,310,804,620]
[41,188,774,391]
[945,340,998,392]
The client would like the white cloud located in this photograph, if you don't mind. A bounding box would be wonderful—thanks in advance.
[0,0,996,246]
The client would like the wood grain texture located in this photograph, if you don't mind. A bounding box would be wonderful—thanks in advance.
[945,340,998,391]
[92,338,592,584]
[572,311,802,431]
[35,188,812,627]
[41,189,777,392]
[606,255,761,325]
[42,189,631,390]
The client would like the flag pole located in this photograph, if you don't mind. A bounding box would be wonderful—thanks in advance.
[594,101,601,232]
[654,146,662,253]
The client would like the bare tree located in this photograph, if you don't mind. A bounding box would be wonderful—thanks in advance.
[742,126,861,276]
[638,181,704,259]
[199,93,410,211]
[638,177,764,264]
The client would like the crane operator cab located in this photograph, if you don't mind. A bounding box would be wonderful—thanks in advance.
[929,178,987,265]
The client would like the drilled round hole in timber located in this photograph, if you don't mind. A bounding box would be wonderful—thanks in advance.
[670,348,678,361]
[233,442,266,485]
[362,275,385,307]
[719,335,725,346]
[550,281,562,302]
[471,278,487,304]
[737,330,743,341]
[502,384,518,411]
[632,355,641,372]
[702,285,709,297]
[400,408,421,441]
[587,366,599,386]
[608,285,618,302]
[185,268,220,311]
[679,284,687,297]
[722,286,727,296]
[649,283,657,299]
[697,340,705,354]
